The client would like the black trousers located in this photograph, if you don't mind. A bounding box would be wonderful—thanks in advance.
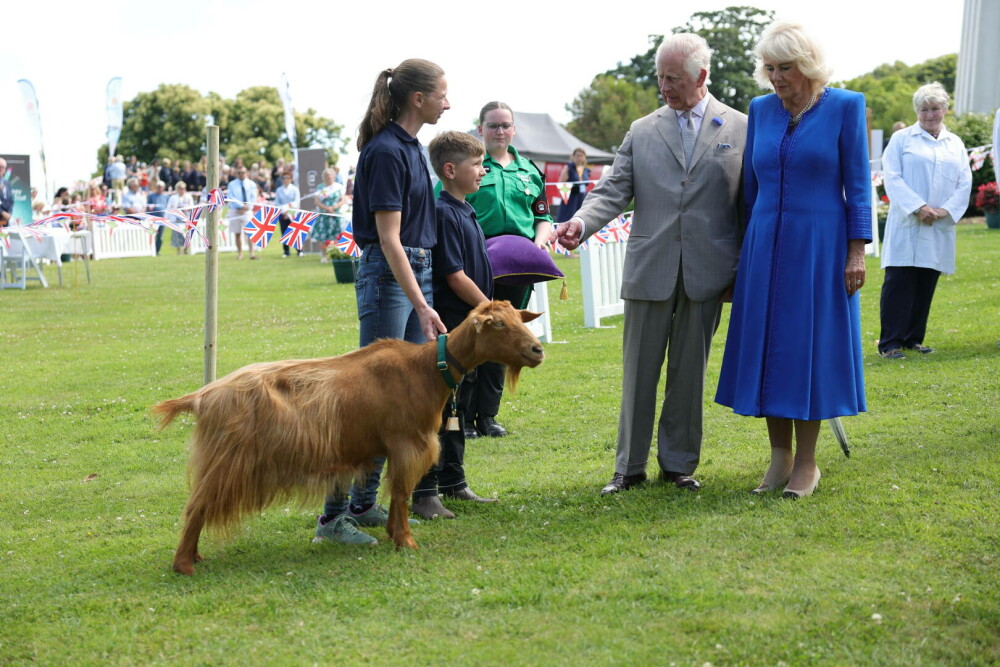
[472,282,532,420]
[279,214,298,255]
[414,307,479,498]
[878,266,940,353]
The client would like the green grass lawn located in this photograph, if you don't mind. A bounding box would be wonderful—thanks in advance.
[2,224,997,665]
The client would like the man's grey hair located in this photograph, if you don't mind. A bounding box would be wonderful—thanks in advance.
[656,33,712,81]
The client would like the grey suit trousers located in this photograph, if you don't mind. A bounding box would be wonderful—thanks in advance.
[616,270,722,477]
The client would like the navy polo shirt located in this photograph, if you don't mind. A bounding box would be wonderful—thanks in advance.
[352,122,436,249]
[432,191,494,313]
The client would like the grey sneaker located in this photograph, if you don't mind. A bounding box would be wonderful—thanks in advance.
[350,503,419,527]
[312,515,377,546]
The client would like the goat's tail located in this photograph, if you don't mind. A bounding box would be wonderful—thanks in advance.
[152,394,199,430]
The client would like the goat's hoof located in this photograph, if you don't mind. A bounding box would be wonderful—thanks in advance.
[173,560,195,576]
[393,538,419,550]
[194,552,204,563]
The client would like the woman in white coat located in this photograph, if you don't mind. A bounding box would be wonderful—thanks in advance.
[878,82,972,359]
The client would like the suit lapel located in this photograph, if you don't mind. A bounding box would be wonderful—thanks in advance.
[654,108,686,169]
[689,95,725,170]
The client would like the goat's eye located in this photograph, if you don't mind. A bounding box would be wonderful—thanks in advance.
[493,321,505,328]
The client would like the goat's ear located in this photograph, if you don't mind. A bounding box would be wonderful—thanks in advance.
[472,315,489,332]
[520,310,543,324]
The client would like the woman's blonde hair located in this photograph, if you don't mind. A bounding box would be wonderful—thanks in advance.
[753,21,832,92]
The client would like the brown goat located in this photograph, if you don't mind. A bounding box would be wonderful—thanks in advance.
[154,300,544,575]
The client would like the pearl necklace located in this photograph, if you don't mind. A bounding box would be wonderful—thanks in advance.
[789,93,816,126]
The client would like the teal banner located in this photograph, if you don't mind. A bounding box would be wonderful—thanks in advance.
[1,154,33,226]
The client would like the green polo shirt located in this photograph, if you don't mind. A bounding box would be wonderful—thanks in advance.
[465,146,551,240]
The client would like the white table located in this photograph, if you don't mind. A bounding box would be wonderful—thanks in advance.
[0,229,92,288]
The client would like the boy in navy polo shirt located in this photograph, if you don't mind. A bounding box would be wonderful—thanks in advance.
[411,132,498,520]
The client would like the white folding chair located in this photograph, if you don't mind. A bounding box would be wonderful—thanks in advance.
[0,233,49,289]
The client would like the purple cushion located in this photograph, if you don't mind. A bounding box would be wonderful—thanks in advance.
[486,235,564,286]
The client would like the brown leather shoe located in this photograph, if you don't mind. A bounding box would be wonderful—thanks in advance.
[600,472,647,495]
[410,495,456,519]
[442,487,498,503]
[660,470,701,491]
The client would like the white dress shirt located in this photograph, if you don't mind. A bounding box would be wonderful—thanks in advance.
[881,123,972,274]
[227,178,258,218]
[674,95,710,135]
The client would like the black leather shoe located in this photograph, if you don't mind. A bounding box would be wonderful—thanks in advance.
[659,470,701,491]
[442,487,498,503]
[476,416,508,437]
[464,425,480,440]
[600,472,647,495]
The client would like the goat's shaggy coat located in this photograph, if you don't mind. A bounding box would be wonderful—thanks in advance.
[154,301,544,575]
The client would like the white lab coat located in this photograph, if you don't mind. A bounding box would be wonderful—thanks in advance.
[881,123,971,274]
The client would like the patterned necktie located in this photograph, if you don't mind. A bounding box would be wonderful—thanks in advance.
[681,110,696,168]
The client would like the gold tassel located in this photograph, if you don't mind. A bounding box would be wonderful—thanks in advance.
[560,278,569,300]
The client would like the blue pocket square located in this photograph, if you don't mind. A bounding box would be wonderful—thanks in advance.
[717,143,733,149]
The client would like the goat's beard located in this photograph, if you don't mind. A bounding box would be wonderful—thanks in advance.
[505,365,522,393]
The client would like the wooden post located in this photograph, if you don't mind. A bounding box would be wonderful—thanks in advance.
[204,126,220,385]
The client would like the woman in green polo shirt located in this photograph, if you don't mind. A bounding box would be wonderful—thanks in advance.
[464,101,553,439]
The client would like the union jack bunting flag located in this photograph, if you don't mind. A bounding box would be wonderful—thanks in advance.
[161,211,189,234]
[969,146,989,171]
[597,218,627,244]
[245,204,281,249]
[205,188,226,211]
[548,223,572,255]
[102,214,149,227]
[618,214,632,236]
[185,206,209,247]
[580,233,604,250]
[133,213,170,226]
[5,225,44,242]
[334,221,361,258]
[280,211,318,250]
[184,206,205,230]
[28,211,84,227]
[548,240,572,256]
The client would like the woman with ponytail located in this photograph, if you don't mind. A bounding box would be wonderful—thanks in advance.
[314,59,451,546]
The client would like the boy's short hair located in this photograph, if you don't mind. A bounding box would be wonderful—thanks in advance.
[429,131,485,180]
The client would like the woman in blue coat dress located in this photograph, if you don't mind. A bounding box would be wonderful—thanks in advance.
[715,22,871,499]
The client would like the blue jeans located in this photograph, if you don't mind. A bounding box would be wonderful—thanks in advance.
[323,244,433,517]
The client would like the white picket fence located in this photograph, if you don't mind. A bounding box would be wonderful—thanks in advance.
[89,221,237,259]
[579,239,627,328]
[524,281,552,343]
[90,223,154,259]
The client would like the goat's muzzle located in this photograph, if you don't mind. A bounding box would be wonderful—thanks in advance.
[521,344,545,367]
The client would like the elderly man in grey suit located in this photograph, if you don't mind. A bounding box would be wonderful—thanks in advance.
[555,33,747,495]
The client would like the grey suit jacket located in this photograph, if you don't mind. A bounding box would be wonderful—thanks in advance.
[576,94,748,302]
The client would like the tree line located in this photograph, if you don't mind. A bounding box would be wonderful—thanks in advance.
[94,84,346,176]
[563,5,993,190]
[100,6,993,192]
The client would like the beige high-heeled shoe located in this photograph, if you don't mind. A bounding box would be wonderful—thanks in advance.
[783,467,821,499]
[750,448,794,494]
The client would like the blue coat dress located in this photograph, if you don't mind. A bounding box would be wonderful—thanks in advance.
[715,88,871,421]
